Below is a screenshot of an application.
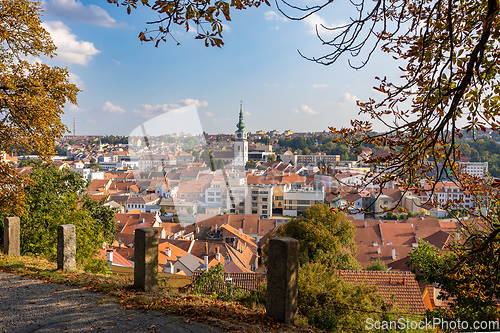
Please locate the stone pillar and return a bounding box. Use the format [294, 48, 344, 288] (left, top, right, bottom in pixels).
[134, 228, 159, 292]
[57, 224, 76, 272]
[266, 237, 299, 324]
[4, 217, 20, 256]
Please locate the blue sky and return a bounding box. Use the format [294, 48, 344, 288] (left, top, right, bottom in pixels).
[37, 0, 398, 136]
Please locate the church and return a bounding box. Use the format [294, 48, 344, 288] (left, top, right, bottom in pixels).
[233, 103, 248, 170]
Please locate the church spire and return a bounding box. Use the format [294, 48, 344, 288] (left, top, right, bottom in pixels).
[236, 101, 246, 133]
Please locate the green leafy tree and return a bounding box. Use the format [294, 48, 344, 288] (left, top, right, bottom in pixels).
[366, 259, 389, 271]
[267, 203, 361, 269]
[408, 236, 500, 324]
[0, 0, 79, 215]
[19, 162, 116, 272]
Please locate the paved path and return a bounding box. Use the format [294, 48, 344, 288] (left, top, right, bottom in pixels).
[0, 271, 221, 333]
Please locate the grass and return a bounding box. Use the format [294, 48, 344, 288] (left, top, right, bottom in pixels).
[0, 251, 317, 333]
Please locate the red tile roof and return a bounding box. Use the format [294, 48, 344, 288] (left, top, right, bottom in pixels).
[340, 270, 426, 314]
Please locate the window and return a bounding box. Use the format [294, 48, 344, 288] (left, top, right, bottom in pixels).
[252, 210, 258, 214]
[252, 191, 258, 194]
[252, 196, 257, 201]
[239, 209, 244, 214]
[239, 202, 244, 207]
[262, 210, 268, 215]
[262, 205, 268, 209]
[252, 203, 257, 207]
[262, 197, 268, 202]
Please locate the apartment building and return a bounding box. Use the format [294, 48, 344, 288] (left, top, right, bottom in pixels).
[283, 187, 325, 217]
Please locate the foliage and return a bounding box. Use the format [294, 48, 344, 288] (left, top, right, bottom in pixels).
[19, 162, 116, 273]
[265, 203, 361, 269]
[299, 262, 387, 332]
[192, 263, 246, 301]
[458, 137, 500, 177]
[408, 235, 500, 324]
[278, 135, 357, 160]
[366, 259, 389, 271]
[107, 0, 270, 48]
[237, 282, 267, 308]
[0, 0, 79, 215]
[245, 160, 257, 168]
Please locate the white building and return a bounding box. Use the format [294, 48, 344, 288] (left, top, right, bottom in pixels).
[459, 161, 488, 178]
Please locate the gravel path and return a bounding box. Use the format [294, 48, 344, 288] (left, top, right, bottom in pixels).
[0, 271, 221, 333]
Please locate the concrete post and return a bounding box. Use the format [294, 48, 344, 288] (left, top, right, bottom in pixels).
[266, 237, 299, 324]
[57, 224, 76, 272]
[134, 228, 159, 292]
[4, 217, 20, 256]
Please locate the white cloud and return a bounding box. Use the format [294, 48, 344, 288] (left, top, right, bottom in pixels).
[21, 55, 42, 65]
[133, 99, 209, 119]
[304, 13, 343, 36]
[265, 11, 288, 22]
[68, 72, 84, 88]
[292, 105, 317, 115]
[313, 84, 328, 88]
[113, 59, 121, 66]
[183, 98, 209, 108]
[41, 21, 100, 65]
[338, 92, 358, 106]
[86, 117, 96, 124]
[205, 112, 214, 117]
[222, 24, 231, 32]
[67, 104, 83, 112]
[102, 101, 126, 114]
[42, 0, 117, 27]
[244, 111, 251, 117]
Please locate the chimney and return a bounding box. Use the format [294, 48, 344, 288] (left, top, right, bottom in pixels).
[215, 224, 218, 233]
[196, 225, 200, 234]
[204, 255, 209, 271]
[434, 286, 443, 306]
[364, 221, 367, 228]
[402, 278, 406, 286]
[216, 248, 221, 262]
[389, 277, 392, 285]
[415, 224, 419, 241]
[205, 242, 209, 255]
[164, 260, 174, 274]
[392, 248, 396, 260]
[377, 247, 381, 254]
[106, 249, 113, 263]
[239, 228, 243, 236]
[166, 247, 171, 258]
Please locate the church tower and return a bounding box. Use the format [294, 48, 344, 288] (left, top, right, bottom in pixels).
[234, 102, 248, 169]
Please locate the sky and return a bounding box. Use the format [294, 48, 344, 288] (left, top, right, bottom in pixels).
[36, 0, 401, 136]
